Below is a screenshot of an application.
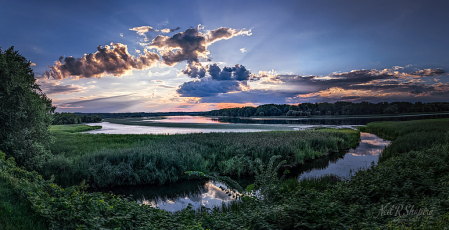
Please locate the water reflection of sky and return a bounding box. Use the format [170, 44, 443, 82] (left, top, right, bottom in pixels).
[83, 122, 268, 134]
[138, 182, 236, 212]
[298, 132, 390, 180]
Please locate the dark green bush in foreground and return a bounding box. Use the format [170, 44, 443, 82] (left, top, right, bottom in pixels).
[1, 142, 449, 229]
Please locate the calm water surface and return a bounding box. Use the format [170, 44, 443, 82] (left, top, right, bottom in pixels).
[83, 121, 270, 134]
[83, 116, 362, 134]
[297, 132, 390, 180]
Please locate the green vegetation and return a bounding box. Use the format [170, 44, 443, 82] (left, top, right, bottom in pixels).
[52, 112, 102, 125]
[0, 151, 48, 230]
[360, 118, 449, 162]
[50, 124, 102, 134]
[208, 101, 449, 117]
[0, 47, 55, 170]
[49, 125, 167, 157]
[2, 136, 449, 229]
[0, 177, 49, 230]
[45, 127, 359, 187]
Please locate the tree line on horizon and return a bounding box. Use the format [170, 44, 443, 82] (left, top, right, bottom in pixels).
[52, 112, 102, 125]
[206, 101, 449, 117]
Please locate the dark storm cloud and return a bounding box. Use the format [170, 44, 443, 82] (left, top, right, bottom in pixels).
[150, 28, 208, 66]
[149, 27, 251, 66]
[176, 79, 242, 97]
[178, 62, 256, 97]
[181, 62, 253, 80]
[208, 64, 252, 81]
[181, 61, 207, 78]
[43, 43, 160, 80]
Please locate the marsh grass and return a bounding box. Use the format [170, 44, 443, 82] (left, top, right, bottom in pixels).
[50, 124, 102, 133]
[359, 118, 449, 162]
[45, 128, 359, 188]
[297, 174, 342, 191]
[50, 126, 168, 158]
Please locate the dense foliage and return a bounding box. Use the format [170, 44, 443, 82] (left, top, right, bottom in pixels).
[207, 101, 449, 117]
[0, 47, 55, 169]
[52, 112, 102, 125]
[43, 128, 359, 187]
[1, 122, 449, 229]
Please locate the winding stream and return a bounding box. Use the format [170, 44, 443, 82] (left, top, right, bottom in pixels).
[93, 132, 390, 212]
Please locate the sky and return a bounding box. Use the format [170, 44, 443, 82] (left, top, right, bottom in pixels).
[1, 0, 449, 112]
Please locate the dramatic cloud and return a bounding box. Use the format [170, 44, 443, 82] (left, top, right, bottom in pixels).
[208, 64, 252, 81]
[149, 28, 208, 65]
[180, 67, 449, 103]
[43, 43, 160, 80]
[177, 62, 256, 97]
[177, 79, 243, 97]
[181, 62, 253, 81]
[181, 61, 207, 78]
[149, 26, 251, 66]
